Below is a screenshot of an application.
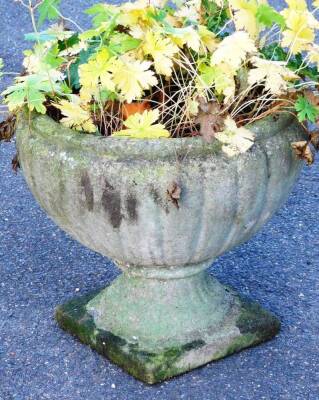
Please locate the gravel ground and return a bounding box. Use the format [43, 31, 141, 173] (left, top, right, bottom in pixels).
[0, 1, 318, 399]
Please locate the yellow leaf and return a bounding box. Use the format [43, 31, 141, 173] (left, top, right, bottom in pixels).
[143, 31, 179, 76]
[110, 56, 158, 103]
[284, 0, 307, 12]
[198, 25, 219, 53]
[281, 1, 318, 54]
[23, 44, 63, 82]
[79, 48, 115, 102]
[118, 0, 153, 27]
[197, 63, 236, 104]
[307, 44, 319, 69]
[281, 13, 315, 54]
[215, 116, 255, 156]
[112, 109, 170, 138]
[170, 26, 201, 52]
[229, 0, 261, 38]
[175, 0, 201, 21]
[185, 97, 200, 117]
[54, 97, 96, 133]
[211, 31, 257, 71]
[248, 57, 298, 95]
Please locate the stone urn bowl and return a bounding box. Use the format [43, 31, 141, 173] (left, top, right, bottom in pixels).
[16, 112, 304, 383]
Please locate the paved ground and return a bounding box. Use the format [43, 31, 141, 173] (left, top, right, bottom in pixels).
[0, 1, 318, 399]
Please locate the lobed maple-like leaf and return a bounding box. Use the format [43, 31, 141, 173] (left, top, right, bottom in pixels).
[38, 0, 61, 27]
[143, 31, 179, 77]
[248, 57, 299, 95]
[198, 63, 236, 103]
[281, 1, 317, 54]
[112, 109, 170, 138]
[54, 97, 97, 133]
[2, 74, 57, 114]
[110, 56, 158, 103]
[294, 96, 319, 123]
[215, 116, 255, 156]
[78, 48, 115, 102]
[229, 0, 259, 38]
[211, 31, 257, 71]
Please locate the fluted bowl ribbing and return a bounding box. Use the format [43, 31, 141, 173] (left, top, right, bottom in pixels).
[16, 112, 304, 269]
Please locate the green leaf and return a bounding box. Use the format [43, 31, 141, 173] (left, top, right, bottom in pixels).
[24, 31, 57, 42]
[85, 3, 118, 28]
[58, 33, 79, 51]
[200, 0, 229, 35]
[198, 64, 216, 86]
[68, 47, 96, 90]
[147, 8, 168, 23]
[2, 75, 54, 114]
[295, 96, 319, 123]
[260, 44, 319, 80]
[27, 87, 47, 113]
[37, 0, 61, 27]
[260, 44, 287, 62]
[256, 4, 285, 29]
[44, 44, 64, 69]
[108, 33, 141, 55]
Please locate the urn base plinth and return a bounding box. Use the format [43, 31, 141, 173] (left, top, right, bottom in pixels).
[55, 272, 280, 384]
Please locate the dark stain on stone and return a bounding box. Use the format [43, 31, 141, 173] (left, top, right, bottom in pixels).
[264, 150, 271, 179]
[149, 185, 169, 214]
[236, 298, 280, 341]
[104, 178, 114, 190]
[80, 172, 94, 211]
[57, 174, 66, 218]
[102, 178, 123, 228]
[182, 339, 205, 352]
[273, 114, 279, 122]
[149, 186, 161, 205]
[126, 193, 138, 222]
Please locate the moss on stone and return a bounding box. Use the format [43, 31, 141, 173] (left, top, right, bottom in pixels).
[236, 297, 281, 342]
[55, 288, 281, 384]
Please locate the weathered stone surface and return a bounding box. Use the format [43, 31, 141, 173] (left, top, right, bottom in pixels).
[16, 112, 304, 383]
[15, 112, 305, 268]
[55, 276, 280, 384]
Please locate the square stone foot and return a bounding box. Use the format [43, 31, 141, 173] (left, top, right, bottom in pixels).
[55, 288, 280, 384]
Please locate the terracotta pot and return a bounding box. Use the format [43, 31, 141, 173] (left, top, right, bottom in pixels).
[121, 101, 151, 119]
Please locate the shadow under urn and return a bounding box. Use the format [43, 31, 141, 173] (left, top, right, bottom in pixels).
[16, 112, 304, 384]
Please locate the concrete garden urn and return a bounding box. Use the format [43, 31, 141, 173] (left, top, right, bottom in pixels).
[16, 112, 304, 383]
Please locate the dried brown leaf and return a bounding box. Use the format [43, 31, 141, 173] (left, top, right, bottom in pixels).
[167, 181, 181, 209]
[310, 131, 319, 151]
[0, 114, 16, 142]
[291, 141, 314, 165]
[304, 90, 319, 107]
[195, 99, 226, 143]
